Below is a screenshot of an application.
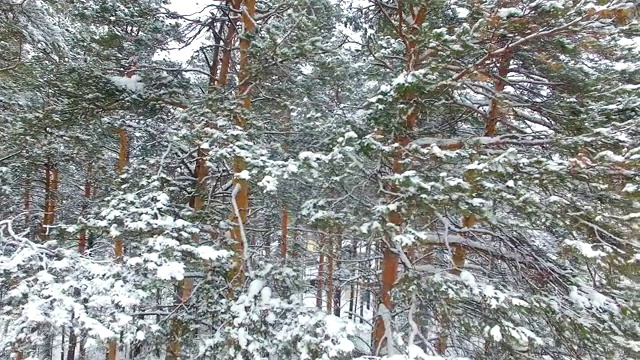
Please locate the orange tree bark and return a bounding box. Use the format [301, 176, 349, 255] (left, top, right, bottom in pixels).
[216, 15, 236, 88]
[437, 50, 512, 356]
[166, 146, 207, 360]
[165, 1, 248, 353]
[113, 126, 129, 260]
[78, 165, 91, 254]
[372, 1, 427, 354]
[451, 52, 512, 276]
[68, 165, 91, 360]
[332, 235, 343, 316]
[36, 162, 58, 357]
[227, 0, 254, 290]
[168, 4, 243, 354]
[39, 162, 53, 240]
[108, 65, 132, 359]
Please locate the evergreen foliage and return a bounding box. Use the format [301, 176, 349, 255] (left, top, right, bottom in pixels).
[0, 0, 638, 359]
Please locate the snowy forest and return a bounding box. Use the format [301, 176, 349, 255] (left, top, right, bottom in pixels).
[0, 0, 639, 359]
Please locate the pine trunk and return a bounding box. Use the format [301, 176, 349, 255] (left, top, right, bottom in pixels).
[372, 4, 428, 353]
[326, 237, 334, 314]
[451, 52, 511, 276]
[114, 128, 128, 259]
[78, 165, 91, 254]
[281, 208, 288, 260]
[348, 240, 357, 320]
[333, 235, 342, 316]
[316, 251, 325, 309]
[37, 162, 58, 359]
[216, 14, 236, 88]
[228, 0, 255, 290]
[438, 49, 513, 356]
[39, 162, 52, 240]
[68, 166, 91, 360]
[24, 175, 30, 228]
[108, 124, 129, 360]
[167, 147, 207, 359]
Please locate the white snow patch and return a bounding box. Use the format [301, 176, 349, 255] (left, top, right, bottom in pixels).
[459, 270, 477, 288]
[453, 6, 470, 18]
[247, 278, 266, 298]
[595, 150, 625, 163]
[236, 170, 251, 180]
[266, 312, 276, 323]
[156, 261, 185, 280]
[564, 240, 607, 258]
[490, 325, 502, 341]
[620, 213, 640, 221]
[260, 286, 272, 304]
[498, 8, 523, 18]
[109, 75, 144, 91]
[258, 175, 278, 192]
[196, 246, 230, 260]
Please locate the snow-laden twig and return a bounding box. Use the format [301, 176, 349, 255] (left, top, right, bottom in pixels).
[241, 5, 258, 30]
[408, 292, 437, 355]
[445, 15, 588, 84]
[231, 183, 251, 276]
[410, 134, 551, 148]
[1, 219, 31, 247]
[0, 219, 54, 271]
[376, 303, 397, 356]
[408, 293, 418, 348]
[157, 143, 172, 177]
[394, 238, 413, 272]
[442, 215, 456, 270]
[0, 150, 22, 163]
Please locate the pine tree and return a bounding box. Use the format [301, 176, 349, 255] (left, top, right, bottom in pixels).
[347, 0, 640, 358]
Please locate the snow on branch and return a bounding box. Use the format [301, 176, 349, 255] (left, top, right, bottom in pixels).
[410, 134, 551, 149]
